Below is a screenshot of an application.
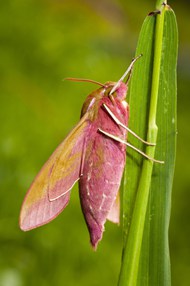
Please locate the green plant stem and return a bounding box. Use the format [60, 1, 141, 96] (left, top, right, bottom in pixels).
[118, 5, 166, 286]
[156, 0, 167, 10]
[149, 5, 165, 131]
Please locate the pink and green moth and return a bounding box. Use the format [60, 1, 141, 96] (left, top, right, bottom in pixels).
[19, 56, 163, 250]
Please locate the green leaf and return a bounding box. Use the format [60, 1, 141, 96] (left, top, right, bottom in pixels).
[119, 4, 178, 286]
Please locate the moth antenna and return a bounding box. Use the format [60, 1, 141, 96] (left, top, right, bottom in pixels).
[64, 77, 105, 88]
[110, 54, 143, 95]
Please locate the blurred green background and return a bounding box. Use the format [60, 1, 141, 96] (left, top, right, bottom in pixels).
[0, 0, 189, 285]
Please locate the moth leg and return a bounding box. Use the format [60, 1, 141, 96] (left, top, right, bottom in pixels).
[125, 63, 133, 85]
[102, 103, 155, 146]
[98, 128, 164, 164]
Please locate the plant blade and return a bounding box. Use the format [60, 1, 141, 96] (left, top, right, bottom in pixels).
[146, 7, 178, 285]
[119, 4, 178, 286]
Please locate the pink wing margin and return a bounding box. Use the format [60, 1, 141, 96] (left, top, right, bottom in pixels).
[20, 113, 90, 231]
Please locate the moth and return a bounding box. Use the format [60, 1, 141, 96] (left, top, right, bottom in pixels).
[19, 56, 163, 249]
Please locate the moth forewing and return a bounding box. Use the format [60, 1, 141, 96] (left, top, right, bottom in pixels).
[19, 113, 90, 231]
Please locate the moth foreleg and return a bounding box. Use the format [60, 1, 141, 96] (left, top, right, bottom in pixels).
[102, 103, 155, 146]
[98, 128, 164, 164]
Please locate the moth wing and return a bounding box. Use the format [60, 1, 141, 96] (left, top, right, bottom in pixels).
[20, 113, 90, 231]
[48, 114, 90, 201]
[107, 191, 120, 224]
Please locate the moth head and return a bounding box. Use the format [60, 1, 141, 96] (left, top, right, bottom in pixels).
[104, 81, 127, 101]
